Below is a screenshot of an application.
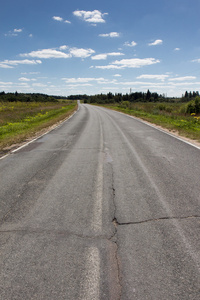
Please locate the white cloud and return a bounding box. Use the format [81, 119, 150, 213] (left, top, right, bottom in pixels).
[18, 77, 31, 81]
[64, 78, 117, 87]
[124, 41, 137, 47]
[59, 45, 68, 50]
[148, 39, 163, 46]
[174, 48, 180, 51]
[137, 74, 169, 81]
[169, 81, 200, 86]
[13, 60, 41, 65]
[91, 52, 124, 60]
[0, 59, 42, 68]
[113, 74, 122, 77]
[62, 77, 105, 83]
[32, 83, 47, 87]
[91, 54, 108, 60]
[20, 46, 95, 60]
[169, 76, 196, 81]
[0, 63, 13, 69]
[119, 81, 166, 86]
[67, 84, 93, 87]
[52, 16, 71, 24]
[0, 81, 13, 85]
[52, 16, 63, 22]
[18, 77, 36, 82]
[17, 82, 30, 86]
[4, 33, 18, 37]
[29, 34, 33, 38]
[95, 65, 123, 70]
[192, 58, 200, 63]
[20, 49, 71, 59]
[96, 58, 160, 69]
[99, 32, 120, 38]
[4, 28, 23, 37]
[69, 48, 95, 58]
[14, 28, 23, 33]
[108, 52, 124, 56]
[73, 10, 107, 23]
[21, 72, 40, 75]
[62, 77, 118, 86]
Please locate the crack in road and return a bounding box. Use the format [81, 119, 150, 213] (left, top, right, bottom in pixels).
[108, 166, 122, 300]
[108, 153, 200, 300]
[112, 215, 200, 226]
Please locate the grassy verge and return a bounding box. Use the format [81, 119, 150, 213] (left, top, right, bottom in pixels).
[0, 101, 77, 153]
[98, 102, 200, 142]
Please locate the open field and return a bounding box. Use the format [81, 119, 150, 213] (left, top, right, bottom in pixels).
[0, 101, 77, 155]
[98, 102, 200, 143]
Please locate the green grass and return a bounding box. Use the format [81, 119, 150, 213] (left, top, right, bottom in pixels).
[99, 102, 200, 142]
[0, 101, 77, 152]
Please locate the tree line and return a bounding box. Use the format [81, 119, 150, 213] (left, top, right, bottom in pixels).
[0, 92, 58, 102]
[68, 90, 200, 104]
[67, 90, 166, 103]
[183, 91, 199, 101]
[0, 90, 199, 107]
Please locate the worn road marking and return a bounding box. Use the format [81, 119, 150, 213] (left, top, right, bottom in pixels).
[91, 118, 104, 234]
[79, 246, 101, 300]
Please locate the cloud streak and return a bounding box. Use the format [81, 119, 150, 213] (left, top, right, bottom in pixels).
[124, 41, 137, 47]
[137, 74, 169, 81]
[21, 49, 71, 59]
[20, 47, 95, 59]
[95, 58, 160, 69]
[5, 28, 23, 37]
[192, 58, 200, 63]
[62, 77, 117, 86]
[52, 16, 71, 24]
[91, 52, 124, 60]
[99, 32, 120, 37]
[169, 76, 196, 81]
[148, 39, 163, 46]
[0, 59, 42, 68]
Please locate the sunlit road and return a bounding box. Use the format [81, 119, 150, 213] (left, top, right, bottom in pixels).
[0, 103, 200, 299]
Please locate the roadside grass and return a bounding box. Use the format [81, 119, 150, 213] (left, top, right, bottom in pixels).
[99, 102, 200, 142]
[0, 101, 77, 152]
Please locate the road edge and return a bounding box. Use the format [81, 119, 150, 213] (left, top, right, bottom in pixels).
[0, 106, 79, 160]
[95, 105, 200, 151]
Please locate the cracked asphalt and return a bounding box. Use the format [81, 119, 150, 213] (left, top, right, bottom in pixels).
[0, 103, 200, 299]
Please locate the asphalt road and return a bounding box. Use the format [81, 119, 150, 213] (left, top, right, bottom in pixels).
[0, 103, 200, 299]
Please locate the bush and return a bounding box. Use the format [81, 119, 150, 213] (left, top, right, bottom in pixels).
[186, 97, 200, 114]
[121, 101, 130, 109]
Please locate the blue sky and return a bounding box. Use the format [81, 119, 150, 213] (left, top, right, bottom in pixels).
[1, 0, 200, 97]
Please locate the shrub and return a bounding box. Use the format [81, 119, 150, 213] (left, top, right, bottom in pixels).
[121, 101, 130, 109]
[186, 97, 200, 114]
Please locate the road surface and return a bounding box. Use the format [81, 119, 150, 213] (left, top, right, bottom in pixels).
[0, 103, 200, 299]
